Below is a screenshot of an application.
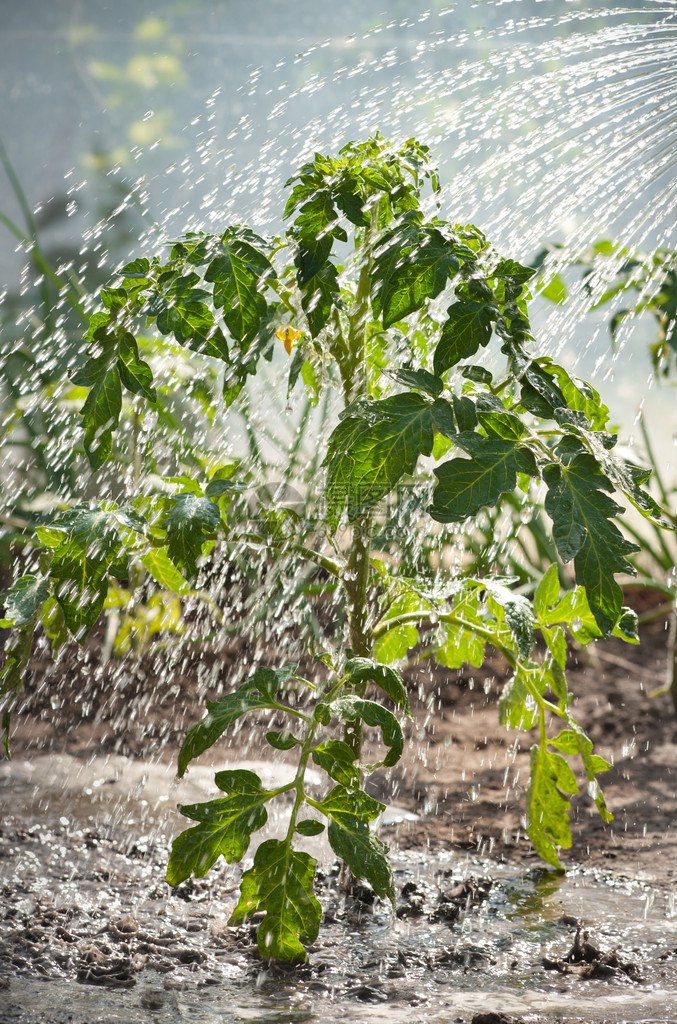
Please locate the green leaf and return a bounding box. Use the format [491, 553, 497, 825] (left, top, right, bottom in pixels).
[47, 505, 125, 639]
[229, 838, 321, 961]
[550, 725, 612, 823]
[312, 740, 360, 788]
[41, 597, 69, 656]
[298, 259, 339, 337]
[296, 819, 325, 837]
[538, 273, 567, 305]
[163, 494, 221, 578]
[435, 620, 485, 669]
[525, 743, 575, 868]
[101, 286, 127, 312]
[177, 667, 290, 776]
[475, 393, 526, 441]
[430, 434, 538, 523]
[374, 621, 418, 663]
[344, 657, 410, 713]
[373, 224, 462, 328]
[386, 367, 444, 398]
[205, 232, 274, 343]
[533, 564, 560, 623]
[167, 770, 270, 884]
[120, 257, 150, 278]
[1, 575, 50, 627]
[1, 619, 37, 755]
[544, 453, 637, 635]
[493, 258, 537, 285]
[323, 393, 434, 526]
[498, 665, 544, 731]
[117, 331, 156, 402]
[483, 580, 534, 661]
[141, 548, 191, 596]
[318, 785, 394, 903]
[433, 300, 496, 375]
[80, 365, 122, 469]
[332, 695, 403, 768]
[266, 730, 300, 750]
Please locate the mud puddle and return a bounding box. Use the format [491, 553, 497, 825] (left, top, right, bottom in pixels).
[2, 755, 677, 1023]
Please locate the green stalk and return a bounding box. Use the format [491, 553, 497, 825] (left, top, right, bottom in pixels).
[336, 210, 380, 759]
[285, 716, 320, 841]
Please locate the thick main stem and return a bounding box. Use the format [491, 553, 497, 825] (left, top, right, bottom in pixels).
[338, 215, 378, 759]
[342, 512, 374, 758]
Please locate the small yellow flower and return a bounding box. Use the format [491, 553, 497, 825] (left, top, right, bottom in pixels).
[276, 326, 302, 356]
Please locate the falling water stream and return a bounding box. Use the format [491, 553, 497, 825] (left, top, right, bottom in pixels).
[2, 2, 677, 1022]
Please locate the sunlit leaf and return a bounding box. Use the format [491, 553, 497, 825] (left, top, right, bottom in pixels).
[318, 785, 394, 902]
[167, 770, 270, 884]
[163, 493, 221, 578]
[229, 838, 321, 961]
[177, 667, 292, 776]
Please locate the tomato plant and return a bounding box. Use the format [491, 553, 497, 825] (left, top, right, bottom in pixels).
[1, 137, 673, 961]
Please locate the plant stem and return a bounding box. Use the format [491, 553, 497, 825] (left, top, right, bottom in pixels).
[285, 717, 320, 841]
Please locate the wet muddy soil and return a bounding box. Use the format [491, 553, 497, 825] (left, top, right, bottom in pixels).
[2, 590, 677, 1022]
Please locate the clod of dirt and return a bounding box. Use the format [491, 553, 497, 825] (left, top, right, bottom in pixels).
[140, 986, 166, 1009]
[542, 926, 642, 981]
[345, 983, 388, 1002]
[471, 1013, 523, 1024]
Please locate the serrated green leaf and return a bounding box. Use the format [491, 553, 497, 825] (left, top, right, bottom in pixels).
[525, 743, 573, 868]
[2, 575, 50, 627]
[433, 300, 496, 375]
[229, 838, 321, 961]
[533, 564, 560, 623]
[298, 259, 339, 337]
[344, 657, 410, 713]
[167, 770, 269, 884]
[163, 493, 221, 578]
[484, 581, 534, 661]
[319, 785, 394, 903]
[80, 365, 122, 469]
[312, 740, 360, 788]
[332, 695, 403, 767]
[544, 453, 637, 635]
[177, 667, 290, 776]
[386, 367, 444, 398]
[323, 393, 434, 527]
[117, 331, 156, 402]
[498, 665, 544, 731]
[430, 434, 538, 523]
[48, 507, 120, 583]
[493, 258, 537, 285]
[205, 232, 273, 343]
[375, 226, 462, 329]
[141, 548, 191, 596]
[550, 724, 612, 823]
